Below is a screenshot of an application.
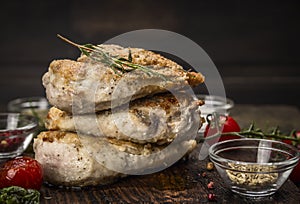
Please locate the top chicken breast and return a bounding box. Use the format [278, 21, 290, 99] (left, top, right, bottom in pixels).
[42, 44, 204, 113]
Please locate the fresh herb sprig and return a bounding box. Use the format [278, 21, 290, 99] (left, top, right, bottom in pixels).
[203, 122, 300, 146]
[0, 186, 40, 204]
[221, 124, 300, 145]
[57, 34, 167, 80]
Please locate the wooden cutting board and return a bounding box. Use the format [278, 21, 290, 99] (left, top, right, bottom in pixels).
[39, 144, 300, 204]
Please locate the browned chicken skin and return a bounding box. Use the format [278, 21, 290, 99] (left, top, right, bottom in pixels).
[42, 44, 204, 113]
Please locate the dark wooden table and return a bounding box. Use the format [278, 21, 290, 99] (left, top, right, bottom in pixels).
[38, 104, 300, 203]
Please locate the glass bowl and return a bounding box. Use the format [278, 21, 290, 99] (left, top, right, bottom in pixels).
[196, 95, 234, 134]
[8, 97, 50, 127]
[209, 138, 300, 197]
[0, 113, 37, 160]
[196, 94, 234, 116]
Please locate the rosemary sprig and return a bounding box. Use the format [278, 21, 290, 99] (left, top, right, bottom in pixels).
[57, 34, 167, 80]
[202, 123, 300, 146]
[223, 128, 300, 144]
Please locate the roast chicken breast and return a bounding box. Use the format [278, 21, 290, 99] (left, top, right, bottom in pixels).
[37, 43, 204, 187]
[34, 131, 122, 187]
[45, 93, 203, 144]
[42, 44, 204, 113]
[34, 131, 197, 187]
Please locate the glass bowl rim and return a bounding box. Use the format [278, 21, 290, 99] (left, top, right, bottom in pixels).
[0, 113, 38, 133]
[196, 94, 234, 110]
[209, 138, 300, 168]
[7, 96, 49, 110]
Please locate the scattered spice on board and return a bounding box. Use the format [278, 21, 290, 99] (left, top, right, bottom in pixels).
[208, 193, 216, 201]
[206, 162, 214, 170]
[207, 181, 214, 189]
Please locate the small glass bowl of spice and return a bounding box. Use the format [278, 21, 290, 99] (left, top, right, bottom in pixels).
[0, 113, 37, 161]
[209, 138, 300, 197]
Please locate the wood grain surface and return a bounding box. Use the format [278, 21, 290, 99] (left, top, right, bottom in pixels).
[39, 143, 300, 204]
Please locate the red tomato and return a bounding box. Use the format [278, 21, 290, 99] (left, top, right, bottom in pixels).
[204, 115, 241, 144]
[289, 131, 300, 184]
[282, 139, 293, 145]
[0, 156, 43, 190]
[290, 160, 300, 184]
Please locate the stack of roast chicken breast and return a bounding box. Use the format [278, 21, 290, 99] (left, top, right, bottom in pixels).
[33, 44, 205, 187]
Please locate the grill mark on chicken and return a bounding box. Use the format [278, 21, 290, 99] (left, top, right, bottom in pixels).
[132, 109, 151, 126]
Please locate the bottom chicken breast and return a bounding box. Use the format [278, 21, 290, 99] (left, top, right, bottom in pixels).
[34, 131, 197, 187]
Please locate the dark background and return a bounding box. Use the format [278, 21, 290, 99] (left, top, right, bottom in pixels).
[0, 0, 299, 111]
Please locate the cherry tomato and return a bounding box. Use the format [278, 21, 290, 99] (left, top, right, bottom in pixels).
[282, 139, 293, 145]
[204, 115, 241, 144]
[0, 156, 43, 190]
[290, 160, 300, 184]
